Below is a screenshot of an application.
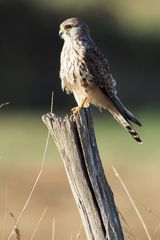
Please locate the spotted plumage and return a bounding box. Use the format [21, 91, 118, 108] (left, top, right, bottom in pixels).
[59, 17, 143, 144]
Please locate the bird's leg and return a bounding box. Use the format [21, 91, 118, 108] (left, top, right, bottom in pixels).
[71, 97, 88, 114]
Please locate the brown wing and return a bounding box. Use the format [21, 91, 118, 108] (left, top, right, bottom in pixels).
[85, 46, 117, 97]
[85, 46, 142, 127]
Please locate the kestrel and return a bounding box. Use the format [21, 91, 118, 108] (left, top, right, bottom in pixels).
[59, 17, 142, 144]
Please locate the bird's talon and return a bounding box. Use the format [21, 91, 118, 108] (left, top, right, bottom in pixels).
[71, 106, 80, 114]
[70, 114, 76, 121]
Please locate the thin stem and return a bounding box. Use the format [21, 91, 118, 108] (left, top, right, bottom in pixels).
[112, 166, 152, 240]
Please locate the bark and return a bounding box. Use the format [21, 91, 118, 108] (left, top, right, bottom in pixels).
[42, 107, 124, 240]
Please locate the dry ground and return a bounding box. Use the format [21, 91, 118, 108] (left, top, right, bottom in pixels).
[0, 163, 160, 240]
[0, 111, 159, 239]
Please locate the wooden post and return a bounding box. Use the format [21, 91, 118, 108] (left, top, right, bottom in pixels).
[42, 108, 124, 240]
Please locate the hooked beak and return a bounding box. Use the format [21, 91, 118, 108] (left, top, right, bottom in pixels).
[59, 29, 64, 39]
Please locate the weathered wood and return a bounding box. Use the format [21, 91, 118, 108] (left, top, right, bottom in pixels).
[42, 108, 124, 240]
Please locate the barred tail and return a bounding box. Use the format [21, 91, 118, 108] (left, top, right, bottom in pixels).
[111, 111, 143, 144]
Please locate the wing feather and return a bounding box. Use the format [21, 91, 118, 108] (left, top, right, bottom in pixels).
[85, 46, 142, 127]
[85, 46, 117, 96]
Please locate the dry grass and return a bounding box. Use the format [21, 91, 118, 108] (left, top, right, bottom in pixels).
[51, 218, 55, 240]
[0, 164, 160, 239]
[7, 92, 54, 240]
[113, 166, 151, 240]
[30, 207, 48, 240]
[9, 213, 21, 240]
[0, 102, 9, 109]
[0, 108, 159, 239]
[7, 131, 50, 240]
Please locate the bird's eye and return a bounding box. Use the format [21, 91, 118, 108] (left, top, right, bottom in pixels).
[65, 24, 72, 29]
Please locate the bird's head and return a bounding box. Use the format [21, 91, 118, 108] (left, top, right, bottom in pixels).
[59, 17, 89, 41]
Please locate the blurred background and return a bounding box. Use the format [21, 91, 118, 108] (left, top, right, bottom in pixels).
[0, 0, 160, 239]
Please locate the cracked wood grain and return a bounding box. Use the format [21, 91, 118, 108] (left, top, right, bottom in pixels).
[42, 107, 124, 240]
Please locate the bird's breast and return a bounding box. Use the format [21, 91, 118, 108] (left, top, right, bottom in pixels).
[60, 43, 90, 93]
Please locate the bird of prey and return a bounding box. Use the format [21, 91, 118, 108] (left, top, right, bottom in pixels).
[59, 17, 142, 144]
